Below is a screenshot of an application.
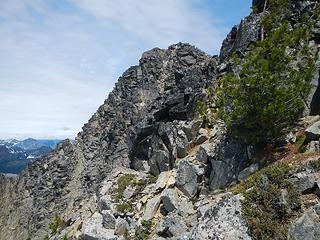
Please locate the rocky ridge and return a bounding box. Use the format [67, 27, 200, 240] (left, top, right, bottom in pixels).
[1, 0, 320, 240]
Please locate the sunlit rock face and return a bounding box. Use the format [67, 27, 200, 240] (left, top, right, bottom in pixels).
[2, 0, 320, 239]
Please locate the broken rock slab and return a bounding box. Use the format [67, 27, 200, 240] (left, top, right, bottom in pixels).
[142, 195, 161, 221]
[160, 188, 178, 213]
[288, 204, 320, 240]
[80, 212, 117, 240]
[175, 160, 199, 198]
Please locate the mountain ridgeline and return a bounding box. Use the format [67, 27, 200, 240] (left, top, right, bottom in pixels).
[1, 0, 320, 240]
[0, 139, 60, 174]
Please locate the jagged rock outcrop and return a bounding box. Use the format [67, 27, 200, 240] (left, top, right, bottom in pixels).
[2, 0, 320, 240]
[0, 42, 249, 239]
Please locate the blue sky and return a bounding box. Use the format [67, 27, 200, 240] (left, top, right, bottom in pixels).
[0, 0, 251, 140]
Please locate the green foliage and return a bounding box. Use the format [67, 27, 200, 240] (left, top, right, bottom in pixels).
[115, 174, 156, 202]
[310, 157, 320, 171]
[115, 174, 136, 202]
[132, 220, 154, 240]
[116, 201, 134, 213]
[43, 235, 49, 240]
[294, 134, 306, 153]
[261, 0, 290, 32]
[114, 174, 156, 214]
[238, 163, 301, 240]
[197, 100, 209, 127]
[251, 5, 258, 14]
[232, 163, 292, 194]
[62, 234, 69, 240]
[49, 215, 63, 234]
[215, 1, 319, 144]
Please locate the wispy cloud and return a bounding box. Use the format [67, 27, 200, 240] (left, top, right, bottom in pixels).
[0, 0, 250, 139]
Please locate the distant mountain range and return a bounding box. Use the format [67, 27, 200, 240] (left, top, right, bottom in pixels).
[0, 138, 61, 174]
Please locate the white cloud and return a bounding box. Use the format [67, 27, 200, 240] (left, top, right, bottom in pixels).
[0, 0, 225, 140]
[73, 0, 223, 52]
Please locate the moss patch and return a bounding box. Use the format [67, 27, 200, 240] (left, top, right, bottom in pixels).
[49, 215, 64, 234]
[115, 174, 136, 202]
[114, 174, 157, 214]
[294, 134, 307, 153]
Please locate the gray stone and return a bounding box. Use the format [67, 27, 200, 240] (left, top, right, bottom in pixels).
[305, 59, 320, 116]
[176, 130, 190, 158]
[142, 196, 161, 221]
[181, 55, 197, 65]
[122, 185, 135, 199]
[153, 171, 171, 192]
[220, 14, 261, 60]
[157, 213, 189, 239]
[81, 213, 117, 240]
[99, 195, 112, 211]
[289, 172, 316, 194]
[197, 202, 211, 219]
[305, 141, 320, 154]
[176, 160, 198, 198]
[288, 204, 320, 240]
[160, 188, 178, 213]
[149, 150, 171, 176]
[101, 210, 116, 229]
[178, 197, 194, 216]
[194, 128, 209, 145]
[191, 194, 251, 240]
[286, 132, 297, 144]
[115, 218, 129, 236]
[196, 143, 216, 164]
[306, 121, 320, 142]
[209, 137, 248, 190]
[182, 120, 203, 141]
[238, 163, 259, 181]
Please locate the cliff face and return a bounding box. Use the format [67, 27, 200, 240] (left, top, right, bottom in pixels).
[1, 1, 320, 240]
[0, 44, 221, 239]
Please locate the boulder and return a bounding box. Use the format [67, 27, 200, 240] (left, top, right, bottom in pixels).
[182, 120, 203, 141]
[157, 213, 189, 239]
[305, 141, 320, 154]
[196, 143, 216, 164]
[80, 212, 117, 240]
[238, 164, 259, 181]
[149, 150, 171, 176]
[220, 14, 261, 60]
[178, 197, 194, 216]
[176, 160, 199, 198]
[101, 210, 116, 229]
[154, 171, 171, 192]
[209, 137, 248, 190]
[289, 172, 317, 194]
[160, 188, 178, 213]
[142, 196, 161, 221]
[115, 218, 129, 236]
[176, 130, 190, 158]
[194, 128, 209, 145]
[288, 204, 320, 240]
[306, 121, 320, 142]
[122, 185, 135, 199]
[98, 195, 112, 211]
